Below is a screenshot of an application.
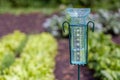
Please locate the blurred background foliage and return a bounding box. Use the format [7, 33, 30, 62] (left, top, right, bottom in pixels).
[0, 0, 120, 10]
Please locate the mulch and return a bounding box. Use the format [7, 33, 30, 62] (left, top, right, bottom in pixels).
[0, 13, 119, 80]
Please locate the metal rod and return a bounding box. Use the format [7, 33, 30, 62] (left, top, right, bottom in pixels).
[78, 65, 80, 80]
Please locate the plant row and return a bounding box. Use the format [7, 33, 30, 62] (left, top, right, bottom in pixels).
[0, 31, 57, 80]
[88, 31, 120, 80]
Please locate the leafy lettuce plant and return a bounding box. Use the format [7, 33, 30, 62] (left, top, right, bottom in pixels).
[0, 31, 57, 80]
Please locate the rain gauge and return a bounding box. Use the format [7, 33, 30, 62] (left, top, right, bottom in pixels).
[62, 8, 94, 80]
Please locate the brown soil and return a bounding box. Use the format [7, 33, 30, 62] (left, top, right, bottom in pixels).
[0, 13, 47, 37]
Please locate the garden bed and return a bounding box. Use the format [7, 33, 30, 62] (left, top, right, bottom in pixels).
[0, 13, 120, 80]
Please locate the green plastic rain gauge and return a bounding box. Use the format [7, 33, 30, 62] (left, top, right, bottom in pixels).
[62, 8, 94, 80]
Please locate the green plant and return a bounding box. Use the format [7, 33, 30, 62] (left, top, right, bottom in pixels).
[99, 10, 120, 35]
[88, 31, 120, 80]
[0, 0, 59, 8]
[0, 0, 120, 12]
[44, 14, 65, 37]
[91, 9, 120, 35]
[0, 53, 15, 73]
[0, 31, 26, 74]
[0, 31, 57, 80]
[43, 14, 70, 38]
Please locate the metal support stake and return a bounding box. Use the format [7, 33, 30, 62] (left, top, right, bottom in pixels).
[78, 65, 80, 80]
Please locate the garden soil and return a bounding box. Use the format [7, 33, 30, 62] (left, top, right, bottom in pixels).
[0, 13, 119, 80]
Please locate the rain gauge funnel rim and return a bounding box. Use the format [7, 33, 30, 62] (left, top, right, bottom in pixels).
[65, 8, 90, 18]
